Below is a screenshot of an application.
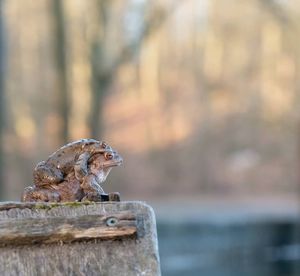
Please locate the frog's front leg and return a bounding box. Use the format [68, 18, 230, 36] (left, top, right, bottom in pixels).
[33, 161, 64, 187]
[74, 147, 108, 178]
[74, 152, 91, 181]
[80, 174, 105, 201]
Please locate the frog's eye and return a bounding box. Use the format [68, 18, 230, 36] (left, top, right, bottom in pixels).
[101, 142, 107, 149]
[104, 152, 113, 160]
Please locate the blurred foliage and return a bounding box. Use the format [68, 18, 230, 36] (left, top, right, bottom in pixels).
[0, 0, 300, 200]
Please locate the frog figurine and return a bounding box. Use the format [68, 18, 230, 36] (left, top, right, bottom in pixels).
[21, 139, 123, 202]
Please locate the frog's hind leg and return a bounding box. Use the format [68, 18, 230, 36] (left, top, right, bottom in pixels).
[33, 161, 64, 187]
[21, 186, 61, 202]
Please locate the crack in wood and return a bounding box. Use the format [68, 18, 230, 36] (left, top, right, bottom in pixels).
[0, 212, 137, 245]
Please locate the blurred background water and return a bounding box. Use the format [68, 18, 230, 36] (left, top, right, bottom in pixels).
[0, 0, 299, 275]
[155, 198, 300, 275]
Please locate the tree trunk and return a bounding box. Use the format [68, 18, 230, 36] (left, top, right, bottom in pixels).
[52, 0, 69, 144]
[0, 0, 5, 199]
[89, 41, 112, 139]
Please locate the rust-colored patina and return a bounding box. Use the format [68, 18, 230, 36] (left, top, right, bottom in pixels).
[22, 139, 123, 202]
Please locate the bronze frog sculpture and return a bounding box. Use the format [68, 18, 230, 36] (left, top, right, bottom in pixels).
[21, 139, 123, 202]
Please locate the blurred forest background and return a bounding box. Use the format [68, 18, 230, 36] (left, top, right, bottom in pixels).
[0, 0, 300, 201]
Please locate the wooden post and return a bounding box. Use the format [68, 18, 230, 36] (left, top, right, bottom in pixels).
[0, 201, 161, 276]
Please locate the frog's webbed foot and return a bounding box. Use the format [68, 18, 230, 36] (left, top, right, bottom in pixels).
[33, 161, 64, 187]
[21, 186, 35, 202]
[74, 152, 90, 181]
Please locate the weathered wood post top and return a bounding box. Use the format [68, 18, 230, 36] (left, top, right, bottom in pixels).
[0, 201, 161, 276]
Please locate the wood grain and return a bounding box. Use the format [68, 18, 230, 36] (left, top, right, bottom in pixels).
[0, 212, 137, 245]
[0, 201, 161, 276]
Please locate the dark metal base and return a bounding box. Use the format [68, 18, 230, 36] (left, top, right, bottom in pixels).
[100, 192, 121, 202]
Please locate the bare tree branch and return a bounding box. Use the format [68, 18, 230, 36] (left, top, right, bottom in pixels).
[259, 0, 289, 23]
[112, 1, 181, 72]
[89, 1, 183, 138]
